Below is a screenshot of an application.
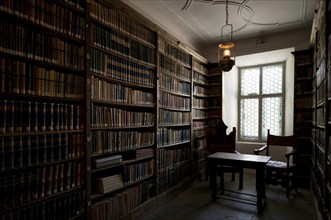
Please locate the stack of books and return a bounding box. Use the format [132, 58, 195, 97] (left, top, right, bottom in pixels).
[97, 174, 124, 193]
[92, 154, 122, 169]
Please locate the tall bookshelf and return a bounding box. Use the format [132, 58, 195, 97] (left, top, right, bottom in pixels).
[207, 64, 223, 145]
[0, 0, 210, 219]
[311, 0, 330, 219]
[0, 1, 87, 219]
[88, 0, 157, 219]
[191, 59, 209, 179]
[292, 49, 314, 188]
[156, 37, 192, 194]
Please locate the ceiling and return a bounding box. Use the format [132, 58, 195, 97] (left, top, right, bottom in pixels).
[121, 0, 317, 57]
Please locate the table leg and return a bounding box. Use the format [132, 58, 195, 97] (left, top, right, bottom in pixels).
[256, 167, 266, 212]
[210, 161, 218, 200]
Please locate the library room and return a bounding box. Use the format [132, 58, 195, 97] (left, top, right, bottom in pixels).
[0, 0, 329, 219]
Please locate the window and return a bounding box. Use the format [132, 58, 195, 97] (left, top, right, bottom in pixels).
[238, 62, 285, 142]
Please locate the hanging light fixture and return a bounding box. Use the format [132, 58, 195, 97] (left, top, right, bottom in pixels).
[218, 0, 235, 72]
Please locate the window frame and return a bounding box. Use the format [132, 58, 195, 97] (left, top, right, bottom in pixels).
[237, 62, 286, 142]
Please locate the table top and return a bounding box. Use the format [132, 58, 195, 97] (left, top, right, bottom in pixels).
[207, 152, 271, 164]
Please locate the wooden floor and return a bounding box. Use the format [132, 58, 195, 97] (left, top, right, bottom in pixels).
[142, 169, 315, 220]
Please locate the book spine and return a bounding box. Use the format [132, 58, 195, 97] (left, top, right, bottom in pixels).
[7, 100, 15, 133]
[0, 100, 6, 133]
[0, 137, 4, 171]
[22, 136, 31, 167]
[14, 136, 23, 168]
[23, 101, 31, 132]
[5, 137, 14, 170]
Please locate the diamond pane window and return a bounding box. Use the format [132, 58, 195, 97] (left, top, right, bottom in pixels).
[262, 65, 283, 94]
[241, 68, 260, 96]
[239, 63, 284, 142]
[262, 97, 282, 139]
[240, 98, 259, 141]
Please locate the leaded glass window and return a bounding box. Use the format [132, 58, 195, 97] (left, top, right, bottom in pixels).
[239, 63, 285, 142]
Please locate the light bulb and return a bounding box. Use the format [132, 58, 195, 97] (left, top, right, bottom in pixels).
[223, 49, 231, 59]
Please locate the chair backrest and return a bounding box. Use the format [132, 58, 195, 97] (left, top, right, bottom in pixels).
[266, 129, 298, 155]
[207, 119, 236, 153]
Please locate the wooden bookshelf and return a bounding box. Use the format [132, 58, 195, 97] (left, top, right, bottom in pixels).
[191, 59, 209, 179]
[156, 36, 192, 194]
[0, 0, 87, 218]
[292, 49, 314, 188]
[311, 0, 330, 219]
[207, 64, 223, 145]
[88, 0, 157, 219]
[0, 0, 210, 219]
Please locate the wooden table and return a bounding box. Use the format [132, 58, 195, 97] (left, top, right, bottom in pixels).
[207, 152, 271, 212]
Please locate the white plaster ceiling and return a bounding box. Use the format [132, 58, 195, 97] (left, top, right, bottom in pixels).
[121, 0, 316, 53]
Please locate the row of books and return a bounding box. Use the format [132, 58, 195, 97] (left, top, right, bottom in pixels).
[193, 121, 208, 129]
[90, 49, 155, 87]
[316, 81, 325, 105]
[193, 129, 207, 138]
[315, 59, 326, 87]
[0, 133, 84, 171]
[91, 76, 154, 105]
[0, 0, 86, 40]
[193, 71, 208, 84]
[157, 147, 190, 172]
[316, 107, 325, 127]
[295, 81, 313, 95]
[91, 32, 156, 67]
[159, 91, 191, 110]
[159, 109, 191, 125]
[91, 180, 154, 220]
[91, 130, 155, 155]
[157, 164, 189, 194]
[158, 38, 191, 66]
[296, 68, 313, 79]
[91, 105, 155, 128]
[159, 54, 191, 80]
[312, 128, 322, 148]
[192, 60, 208, 75]
[192, 109, 208, 119]
[0, 21, 84, 69]
[0, 161, 84, 209]
[97, 173, 123, 194]
[123, 159, 154, 185]
[295, 111, 313, 123]
[295, 96, 313, 109]
[90, 0, 157, 47]
[193, 138, 207, 149]
[192, 148, 205, 161]
[135, 148, 154, 159]
[0, 100, 81, 134]
[159, 72, 191, 95]
[92, 155, 122, 169]
[193, 98, 208, 108]
[193, 84, 207, 96]
[157, 128, 190, 147]
[295, 53, 313, 66]
[1, 190, 85, 220]
[0, 58, 84, 98]
[208, 86, 221, 96]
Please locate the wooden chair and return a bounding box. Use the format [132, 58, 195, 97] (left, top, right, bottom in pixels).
[206, 120, 243, 189]
[254, 129, 299, 198]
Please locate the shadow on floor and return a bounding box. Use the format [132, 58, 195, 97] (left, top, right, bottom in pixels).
[142, 170, 314, 220]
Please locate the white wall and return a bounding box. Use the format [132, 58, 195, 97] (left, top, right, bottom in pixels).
[221, 48, 296, 160]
